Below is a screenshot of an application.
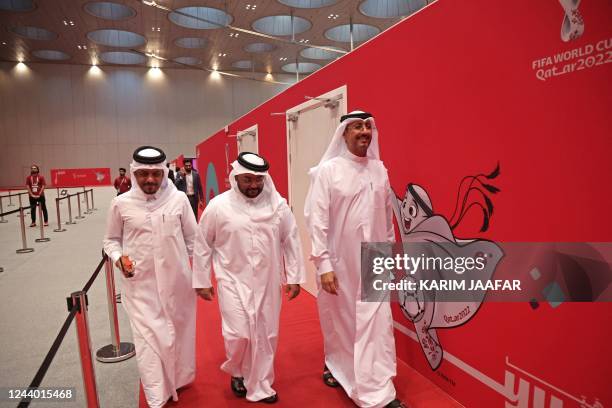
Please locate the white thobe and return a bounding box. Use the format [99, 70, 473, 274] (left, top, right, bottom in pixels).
[193, 188, 306, 401]
[306, 151, 397, 408]
[103, 188, 198, 408]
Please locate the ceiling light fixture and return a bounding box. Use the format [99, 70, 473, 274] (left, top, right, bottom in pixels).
[279, 57, 287, 61]
[140, 0, 346, 56]
[246, 4, 257, 10]
[218, 53, 227, 57]
[229, 32, 239, 38]
[328, 14, 339, 19]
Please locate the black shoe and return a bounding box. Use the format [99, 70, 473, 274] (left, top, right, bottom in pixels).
[230, 376, 247, 398]
[259, 394, 278, 404]
[385, 399, 408, 408]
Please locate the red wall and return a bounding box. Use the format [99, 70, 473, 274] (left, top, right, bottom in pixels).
[196, 1, 612, 406]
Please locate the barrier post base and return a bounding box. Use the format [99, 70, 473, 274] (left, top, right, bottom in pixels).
[35, 237, 51, 243]
[75, 216, 85, 219]
[16, 248, 34, 254]
[65, 221, 76, 225]
[54, 227, 67, 232]
[96, 342, 136, 363]
[0, 220, 7, 223]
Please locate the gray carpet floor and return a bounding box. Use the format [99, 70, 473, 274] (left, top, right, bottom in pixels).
[0, 187, 139, 407]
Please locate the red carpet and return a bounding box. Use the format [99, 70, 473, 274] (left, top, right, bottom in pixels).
[139, 291, 460, 407]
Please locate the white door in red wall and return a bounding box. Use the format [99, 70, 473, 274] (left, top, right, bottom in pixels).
[286, 85, 347, 295]
[237, 124, 258, 154]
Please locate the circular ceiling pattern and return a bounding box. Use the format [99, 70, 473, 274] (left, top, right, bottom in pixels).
[252, 15, 311, 36]
[324, 23, 380, 43]
[100, 51, 146, 65]
[277, 0, 339, 8]
[11, 26, 57, 41]
[87, 29, 146, 47]
[244, 42, 276, 53]
[232, 60, 253, 70]
[359, 0, 428, 18]
[169, 7, 232, 30]
[32, 50, 70, 60]
[0, 0, 34, 11]
[84, 1, 136, 21]
[175, 37, 207, 49]
[300, 46, 344, 60]
[282, 62, 321, 73]
[173, 56, 202, 66]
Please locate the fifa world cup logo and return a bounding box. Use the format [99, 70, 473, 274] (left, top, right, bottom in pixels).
[559, 0, 584, 42]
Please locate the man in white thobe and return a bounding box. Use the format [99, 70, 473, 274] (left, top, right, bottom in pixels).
[305, 112, 407, 408]
[103, 146, 198, 408]
[193, 152, 306, 404]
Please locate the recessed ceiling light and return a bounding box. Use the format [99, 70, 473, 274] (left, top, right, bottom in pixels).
[63, 20, 75, 26]
[246, 4, 257, 10]
[229, 32, 239, 38]
[328, 14, 339, 19]
[279, 57, 288, 61]
[152, 27, 161, 32]
[1, 42, 6, 45]
[218, 53, 227, 57]
[77, 45, 88, 50]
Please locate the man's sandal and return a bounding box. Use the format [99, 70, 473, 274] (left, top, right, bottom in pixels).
[322, 365, 340, 388]
[385, 399, 408, 408]
[231, 376, 247, 398]
[258, 394, 278, 404]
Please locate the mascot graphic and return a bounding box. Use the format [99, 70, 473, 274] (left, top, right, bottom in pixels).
[391, 164, 504, 370]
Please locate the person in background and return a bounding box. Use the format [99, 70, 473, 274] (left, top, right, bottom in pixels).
[26, 164, 49, 227]
[167, 163, 175, 183]
[113, 167, 132, 195]
[175, 159, 203, 220]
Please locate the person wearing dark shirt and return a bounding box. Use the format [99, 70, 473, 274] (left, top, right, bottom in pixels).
[25, 164, 49, 227]
[167, 163, 175, 183]
[113, 168, 132, 195]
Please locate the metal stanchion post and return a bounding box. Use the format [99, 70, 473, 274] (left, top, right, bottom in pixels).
[71, 291, 100, 408]
[35, 203, 50, 243]
[16, 207, 34, 254]
[8, 191, 15, 207]
[18, 193, 23, 210]
[96, 257, 136, 363]
[54, 198, 66, 232]
[76, 192, 85, 219]
[90, 189, 97, 211]
[84, 187, 92, 214]
[66, 195, 76, 225]
[0, 197, 7, 223]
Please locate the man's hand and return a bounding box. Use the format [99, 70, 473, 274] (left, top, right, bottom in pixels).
[115, 255, 135, 278]
[285, 284, 301, 300]
[179, 167, 186, 176]
[320, 271, 339, 295]
[196, 287, 215, 301]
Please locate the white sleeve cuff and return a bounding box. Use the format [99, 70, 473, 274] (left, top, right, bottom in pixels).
[317, 258, 333, 276]
[110, 251, 122, 263]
